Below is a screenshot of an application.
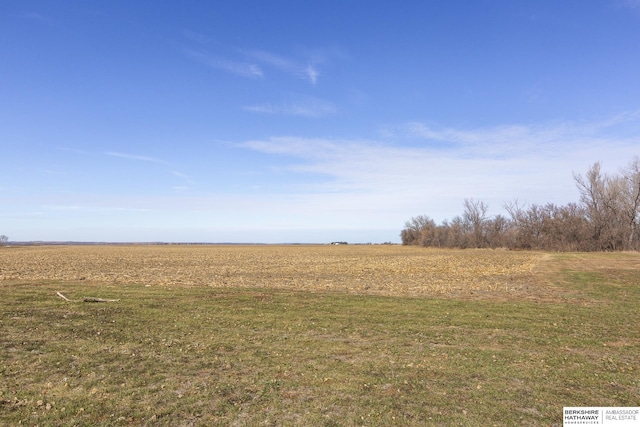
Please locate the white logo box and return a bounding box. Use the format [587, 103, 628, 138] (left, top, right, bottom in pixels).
[564, 407, 640, 426]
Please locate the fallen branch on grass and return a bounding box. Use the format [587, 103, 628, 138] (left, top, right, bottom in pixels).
[56, 292, 120, 303]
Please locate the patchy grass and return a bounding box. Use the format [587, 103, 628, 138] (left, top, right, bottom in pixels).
[0, 247, 639, 426]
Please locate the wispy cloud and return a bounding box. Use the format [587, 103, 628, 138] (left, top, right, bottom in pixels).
[182, 29, 211, 44]
[615, 0, 640, 9]
[180, 33, 328, 85]
[405, 111, 640, 159]
[245, 50, 295, 71]
[170, 170, 195, 189]
[183, 48, 264, 79]
[170, 170, 190, 180]
[43, 204, 152, 214]
[245, 49, 321, 85]
[103, 153, 196, 191]
[18, 11, 51, 24]
[105, 151, 167, 164]
[44, 169, 72, 176]
[57, 146, 90, 155]
[305, 64, 319, 85]
[238, 112, 640, 222]
[243, 95, 336, 118]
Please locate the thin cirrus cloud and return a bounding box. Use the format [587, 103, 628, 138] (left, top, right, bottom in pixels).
[104, 151, 167, 164]
[170, 170, 195, 188]
[182, 48, 264, 79]
[616, 0, 640, 9]
[243, 95, 336, 118]
[244, 49, 320, 85]
[14, 11, 53, 26]
[182, 29, 212, 45]
[182, 38, 322, 85]
[104, 152, 193, 188]
[238, 112, 640, 219]
[404, 111, 640, 160]
[305, 64, 319, 85]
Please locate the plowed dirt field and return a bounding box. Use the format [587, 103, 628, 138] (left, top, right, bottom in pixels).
[0, 245, 546, 297]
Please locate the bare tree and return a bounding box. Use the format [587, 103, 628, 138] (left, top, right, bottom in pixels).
[401, 158, 640, 252]
[574, 160, 640, 250]
[547, 203, 590, 251]
[447, 216, 467, 248]
[619, 157, 640, 250]
[0, 235, 8, 246]
[574, 163, 615, 249]
[400, 215, 435, 245]
[504, 201, 543, 249]
[485, 214, 513, 248]
[462, 198, 488, 248]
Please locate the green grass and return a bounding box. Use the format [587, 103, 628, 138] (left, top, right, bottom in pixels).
[1, 253, 639, 426]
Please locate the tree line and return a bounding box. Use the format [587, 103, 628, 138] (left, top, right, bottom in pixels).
[401, 158, 640, 251]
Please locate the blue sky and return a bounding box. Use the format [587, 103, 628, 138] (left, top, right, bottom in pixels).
[2, 1, 640, 243]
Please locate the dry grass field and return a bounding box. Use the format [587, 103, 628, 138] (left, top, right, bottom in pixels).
[1, 245, 638, 426]
[0, 244, 544, 297]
